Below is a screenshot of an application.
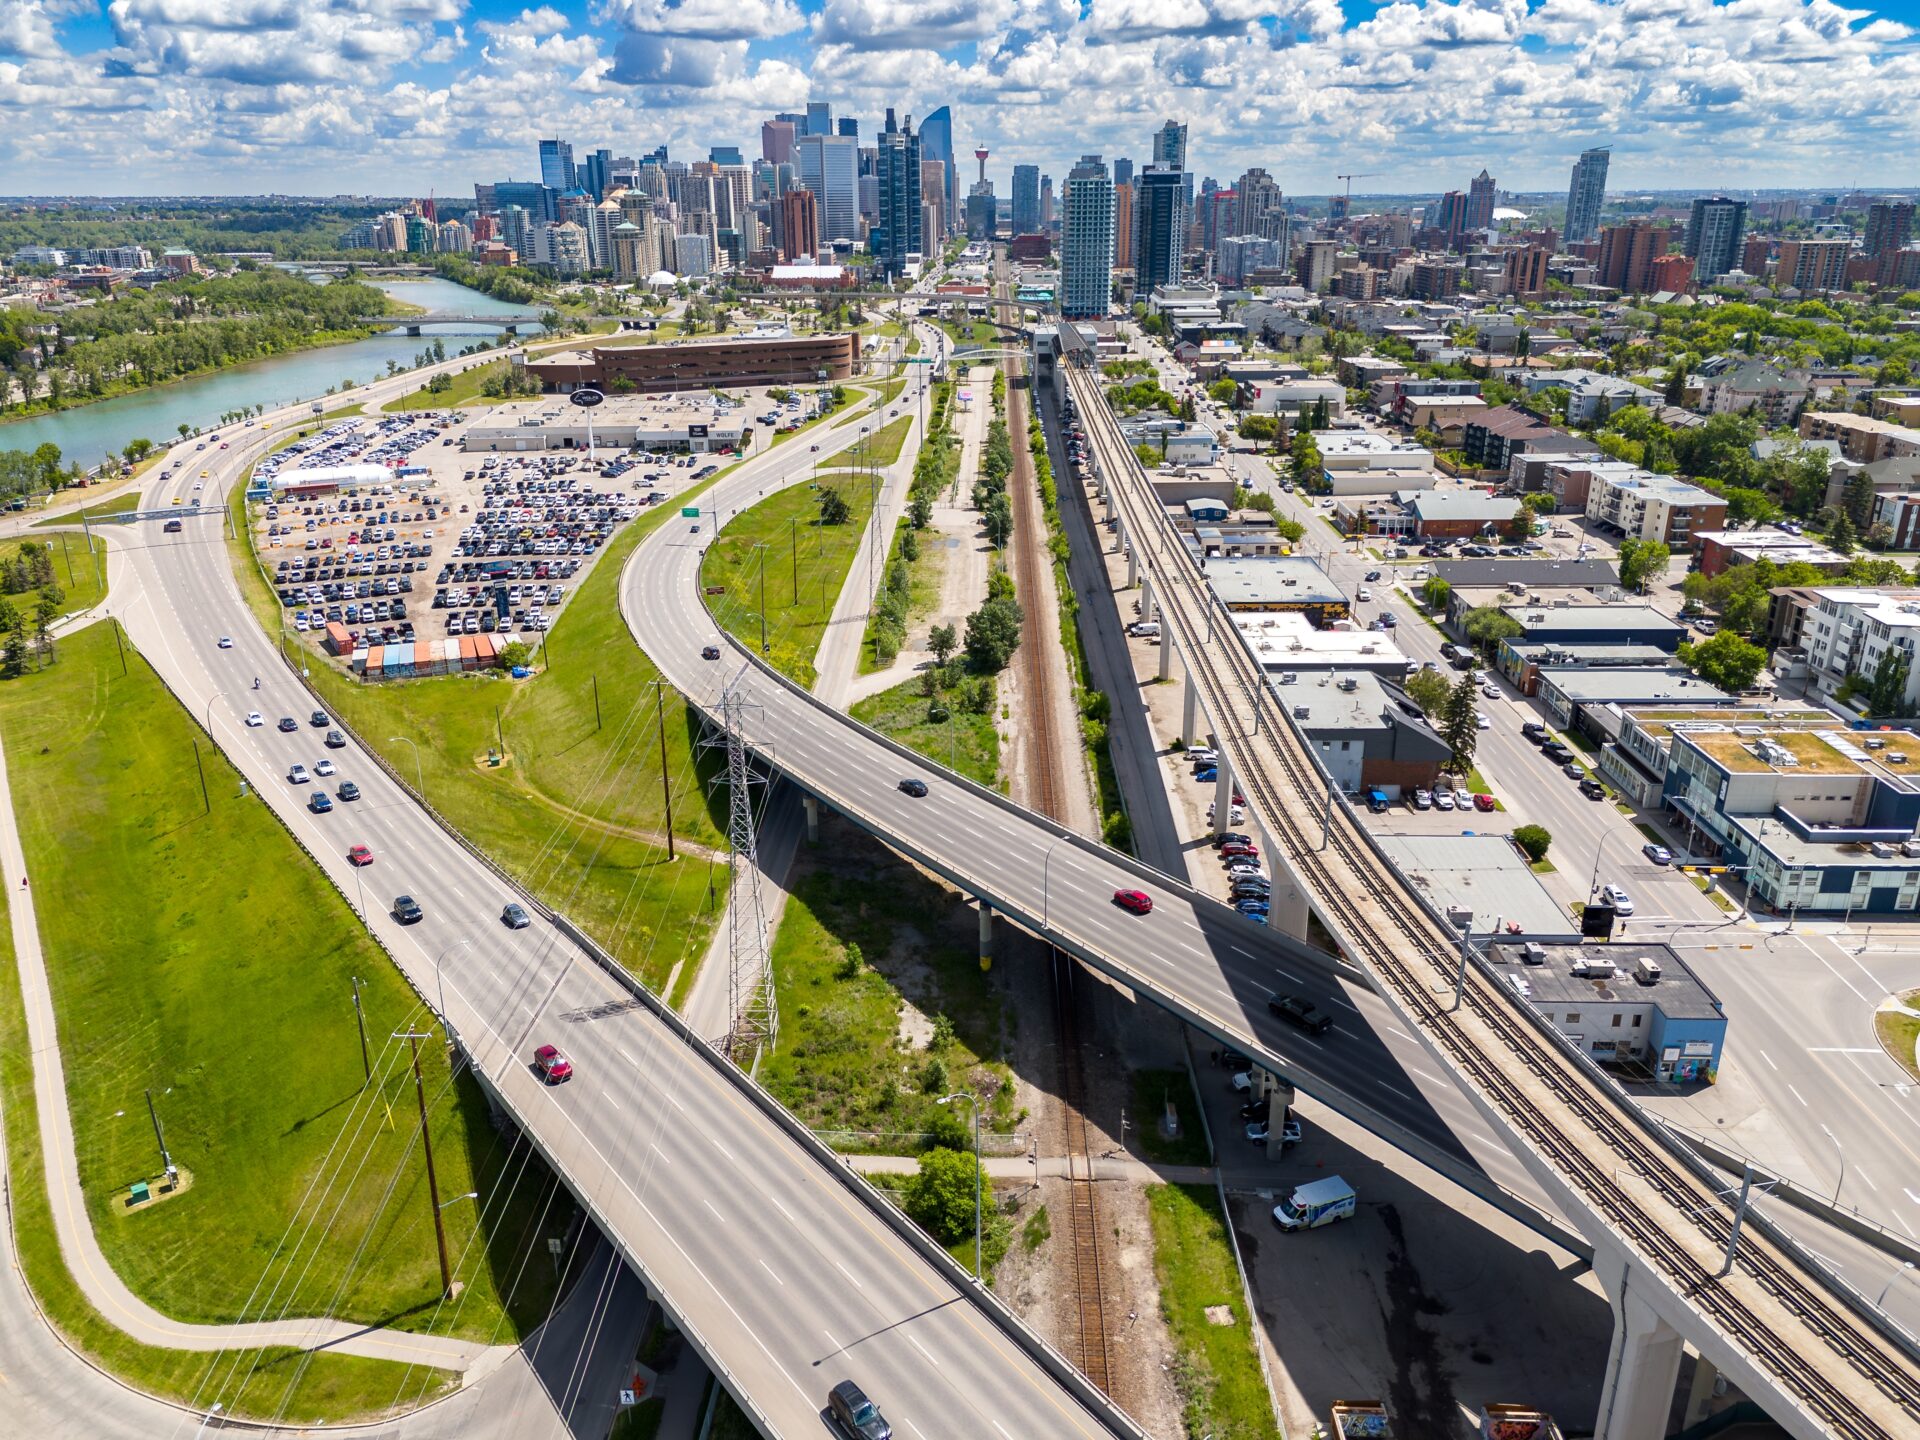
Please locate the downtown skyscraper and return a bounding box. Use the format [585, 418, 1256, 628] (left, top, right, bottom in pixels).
[1011, 164, 1041, 235]
[874, 109, 922, 278]
[1134, 166, 1186, 289]
[1564, 146, 1611, 245]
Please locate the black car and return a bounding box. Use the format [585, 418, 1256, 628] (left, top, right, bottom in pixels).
[310, 710, 329, 727]
[276, 716, 298, 733]
[393, 895, 424, 925]
[502, 903, 531, 929]
[337, 781, 361, 802]
[1238, 1099, 1269, 1120]
[1268, 992, 1334, 1036]
[827, 1380, 892, 1440]
[1212, 831, 1252, 849]
[325, 729, 348, 748]
[898, 778, 928, 797]
[701, 645, 721, 660]
[1578, 778, 1607, 800]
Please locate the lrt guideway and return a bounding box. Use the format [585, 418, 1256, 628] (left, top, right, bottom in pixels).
[1060, 348, 1920, 1440]
[100, 376, 1135, 1439]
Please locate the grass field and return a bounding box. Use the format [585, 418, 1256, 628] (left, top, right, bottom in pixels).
[700, 474, 877, 691]
[848, 677, 999, 788]
[383, 359, 511, 412]
[855, 519, 946, 675]
[0, 623, 564, 1347]
[1146, 1184, 1281, 1440]
[0, 531, 107, 618]
[760, 825, 1020, 1142]
[34, 491, 141, 527]
[1132, 1068, 1211, 1166]
[0, 888, 458, 1422]
[291, 487, 730, 1000]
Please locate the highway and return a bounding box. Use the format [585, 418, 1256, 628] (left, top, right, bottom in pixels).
[95, 365, 1139, 1439]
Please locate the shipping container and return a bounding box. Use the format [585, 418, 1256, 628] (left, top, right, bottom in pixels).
[324, 621, 353, 656]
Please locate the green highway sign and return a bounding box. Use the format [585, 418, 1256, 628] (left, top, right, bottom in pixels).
[681, 507, 701, 518]
[903, 357, 934, 365]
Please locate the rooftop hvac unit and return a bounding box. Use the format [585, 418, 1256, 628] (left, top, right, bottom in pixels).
[1573, 957, 1615, 979]
[1521, 942, 1546, 966]
[1280, 671, 1298, 684]
[1293, 704, 1311, 719]
[1872, 841, 1897, 858]
[1865, 737, 1888, 750]
[1635, 956, 1663, 985]
[1902, 839, 1920, 857]
[1890, 753, 1910, 764]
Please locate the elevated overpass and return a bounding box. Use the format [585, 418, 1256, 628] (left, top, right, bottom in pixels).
[1050, 329, 1920, 1439]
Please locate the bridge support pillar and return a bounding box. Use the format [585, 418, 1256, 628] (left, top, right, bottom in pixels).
[1126, 542, 1138, 588]
[1681, 1351, 1721, 1430]
[977, 900, 992, 970]
[1157, 627, 1174, 682]
[1593, 1241, 1685, 1440]
[1213, 754, 1236, 836]
[1182, 680, 1199, 747]
[802, 794, 819, 843]
[1140, 575, 1154, 623]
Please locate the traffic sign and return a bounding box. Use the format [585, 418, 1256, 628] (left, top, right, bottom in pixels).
[569, 388, 605, 408]
[681, 507, 701, 518]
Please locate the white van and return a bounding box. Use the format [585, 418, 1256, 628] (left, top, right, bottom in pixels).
[1128, 621, 1161, 639]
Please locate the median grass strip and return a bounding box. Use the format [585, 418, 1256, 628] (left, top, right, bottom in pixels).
[383, 359, 513, 412]
[35, 491, 141, 527]
[849, 677, 999, 788]
[0, 623, 561, 1346]
[0, 883, 457, 1423]
[702, 475, 877, 691]
[1146, 1183, 1281, 1440]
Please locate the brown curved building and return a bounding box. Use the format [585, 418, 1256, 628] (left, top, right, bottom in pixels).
[524, 332, 860, 395]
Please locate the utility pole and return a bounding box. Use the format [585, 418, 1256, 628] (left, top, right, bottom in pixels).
[192, 737, 209, 813]
[757, 544, 768, 655]
[144, 1088, 172, 1178]
[58, 533, 73, 586]
[592, 675, 602, 731]
[653, 680, 676, 861]
[400, 1031, 454, 1298]
[351, 976, 370, 1085]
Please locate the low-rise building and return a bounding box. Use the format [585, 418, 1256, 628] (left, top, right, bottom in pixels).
[1793, 587, 1920, 710]
[1584, 468, 1726, 545]
[1375, 836, 1576, 940]
[1486, 942, 1726, 1083]
[1799, 410, 1920, 464]
[1238, 612, 1409, 675]
[1462, 406, 1586, 474]
[1244, 377, 1346, 419]
[1502, 601, 1687, 652]
[1207, 555, 1349, 623]
[1313, 430, 1435, 494]
[1402, 395, 1489, 442]
[1597, 706, 1826, 808]
[1700, 361, 1810, 427]
[462, 395, 750, 452]
[1497, 640, 1677, 696]
[1518, 368, 1661, 424]
[523, 330, 859, 394]
[1271, 669, 1445, 795]
[1536, 666, 1736, 737]
[1693, 529, 1851, 579]
[1404, 489, 1523, 539]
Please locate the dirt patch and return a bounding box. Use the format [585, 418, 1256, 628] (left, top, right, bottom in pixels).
[1205, 1304, 1236, 1326]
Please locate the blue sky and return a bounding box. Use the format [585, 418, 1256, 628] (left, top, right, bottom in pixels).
[2, 0, 1918, 198]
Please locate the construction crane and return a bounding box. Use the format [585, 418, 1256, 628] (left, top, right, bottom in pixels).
[1334, 172, 1382, 217]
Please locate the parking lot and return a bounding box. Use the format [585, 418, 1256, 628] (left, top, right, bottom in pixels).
[248, 408, 723, 664]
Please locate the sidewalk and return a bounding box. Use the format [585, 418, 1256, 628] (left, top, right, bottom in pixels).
[0, 730, 511, 1375]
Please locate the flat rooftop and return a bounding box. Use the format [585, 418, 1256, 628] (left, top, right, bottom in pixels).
[1486, 942, 1724, 1020]
[1433, 558, 1620, 589]
[1537, 668, 1733, 705]
[1684, 726, 1920, 777]
[471, 394, 745, 428]
[1505, 603, 1682, 634]
[1267, 670, 1394, 730]
[1235, 613, 1406, 668]
[1208, 555, 1345, 609]
[1375, 835, 1576, 938]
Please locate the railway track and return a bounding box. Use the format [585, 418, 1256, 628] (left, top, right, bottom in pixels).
[1065, 358, 1920, 1438]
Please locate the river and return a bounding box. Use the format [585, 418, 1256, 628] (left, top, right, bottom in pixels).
[0, 275, 543, 466]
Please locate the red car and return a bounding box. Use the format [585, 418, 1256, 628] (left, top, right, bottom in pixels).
[1220, 842, 1259, 858]
[534, 1044, 574, 1084]
[1113, 888, 1154, 915]
[1472, 793, 1497, 812]
[347, 844, 374, 866]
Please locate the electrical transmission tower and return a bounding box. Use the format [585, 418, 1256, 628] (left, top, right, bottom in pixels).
[703, 684, 776, 1063]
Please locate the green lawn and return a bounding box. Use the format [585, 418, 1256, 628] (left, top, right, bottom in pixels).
[1, 532, 107, 619]
[849, 676, 999, 788]
[856, 519, 947, 675]
[291, 482, 731, 1000]
[701, 475, 877, 691]
[1132, 1068, 1212, 1167]
[0, 894, 457, 1422]
[860, 415, 914, 467]
[383, 359, 512, 411]
[1877, 995, 1920, 1082]
[34, 491, 141, 527]
[1146, 1184, 1281, 1440]
[0, 623, 563, 1349]
[760, 828, 1020, 1141]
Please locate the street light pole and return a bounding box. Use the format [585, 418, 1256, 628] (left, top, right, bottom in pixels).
[192, 1402, 225, 1439]
[1820, 1122, 1846, 1205]
[390, 736, 425, 797]
[939, 1091, 982, 1283]
[1041, 837, 1065, 929]
[435, 939, 472, 1043]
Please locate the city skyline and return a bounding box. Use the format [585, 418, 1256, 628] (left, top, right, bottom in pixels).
[3, 0, 1919, 196]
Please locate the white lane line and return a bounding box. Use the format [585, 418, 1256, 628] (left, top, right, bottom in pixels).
[1856, 1165, 1879, 1193]
[1905, 1188, 1920, 1207]
[909, 1334, 939, 1368]
[771, 1194, 798, 1225]
[649, 1143, 671, 1164]
[666, 1090, 687, 1112]
[703, 1198, 726, 1224]
[1758, 1049, 1779, 1072]
[616, 1046, 635, 1064]
[833, 1258, 864, 1290]
[994, 1422, 1015, 1440]
[1387, 1026, 1413, 1041]
[1807, 1047, 1881, 1054]
[758, 1257, 784, 1286]
[1378, 1082, 1415, 1102]
[711, 1138, 736, 1162]
[1410, 1066, 1446, 1087]
[1787, 1084, 1809, 1107]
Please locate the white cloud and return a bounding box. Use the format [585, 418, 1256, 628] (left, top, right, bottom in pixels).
[811, 0, 1014, 48]
[598, 0, 804, 40]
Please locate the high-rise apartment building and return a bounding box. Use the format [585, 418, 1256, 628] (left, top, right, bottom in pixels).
[1686, 196, 1749, 284]
[1112, 158, 1134, 190]
[1236, 168, 1284, 241]
[1648, 253, 1695, 293]
[778, 187, 820, 261]
[1596, 219, 1669, 294]
[1866, 199, 1915, 257]
[1134, 166, 1186, 289]
[1564, 146, 1610, 245]
[1041, 176, 1054, 226]
[1062, 155, 1114, 320]
[1150, 119, 1187, 171]
[1113, 182, 1134, 270]
[761, 120, 795, 165]
[1776, 239, 1851, 293]
[1503, 246, 1550, 298]
[1432, 191, 1468, 241]
[1297, 239, 1339, 292]
[920, 159, 949, 239]
[538, 139, 576, 193]
[1466, 170, 1496, 233]
[874, 109, 922, 278]
[796, 133, 859, 242]
[1011, 165, 1041, 235]
[1202, 189, 1236, 252]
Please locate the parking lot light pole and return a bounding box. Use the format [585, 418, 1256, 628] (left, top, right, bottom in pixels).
[938, 1092, 982, 1283]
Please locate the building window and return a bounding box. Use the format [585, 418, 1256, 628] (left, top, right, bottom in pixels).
[1632, 1014, 1642, 1027]
[1610, 1014, 1622, 1028]
[1565, 1012, 1579, 1023]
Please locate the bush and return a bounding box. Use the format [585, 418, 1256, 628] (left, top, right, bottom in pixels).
[903, 1147, 982, 1245]
[1512, 825, 1552, 863]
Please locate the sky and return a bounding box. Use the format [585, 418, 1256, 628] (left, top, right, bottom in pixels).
[1, 0, 1918, 200]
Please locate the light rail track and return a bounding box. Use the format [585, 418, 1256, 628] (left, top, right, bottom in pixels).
[1065, 357, 1920, 1438]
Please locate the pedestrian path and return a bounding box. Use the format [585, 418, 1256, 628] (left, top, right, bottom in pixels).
[0, 730, 511, 1374]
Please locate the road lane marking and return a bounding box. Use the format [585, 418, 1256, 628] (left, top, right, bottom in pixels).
[1378, 1082, 1415, 1101]
[833, 1258, 864, 1290]
[909, 1334, 939, 1367]
[1387, 1026, 1412, 1041]
[703, 1198, 726, 1224]
[758, 1257, 784, 1286]
[1807, 1047, 1880, 1054]
[1856, 1165, 1879, 1192]
[649, 1143, 671, 1164]
[1758, 1049, 1778, 1071]
[1787, 1084, 1808, 1106]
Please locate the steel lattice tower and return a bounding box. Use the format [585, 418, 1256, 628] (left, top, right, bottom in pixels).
[704, 685, 776, 1063]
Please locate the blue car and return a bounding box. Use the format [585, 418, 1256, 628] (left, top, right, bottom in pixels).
[1235, 900, 1270, 916]
[1194, 767, 1218, 783]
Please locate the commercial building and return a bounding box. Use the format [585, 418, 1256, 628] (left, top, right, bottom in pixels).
[1502, 602, 1687, 651]
[1112, 182, 1135, 272]
[1061, 156, 1115, 320]
[462, 395, 750, 452]
[1403, 489, 1523, 538]
[1584, 468, 1726, 545]
[1238, 613, 1410, 677]
[1486, 942, 1726, 1083]
[1206, 555, 1349, 623]
[796, 133, 859, 242]
[1564, 147, 1611, 246]
[1686, 197, 1749, 284]
[1376, 837, 1575, 940]
[778, 187, 821, 262]
[918, 106, 956, 236]
[1496, 641, 1677, 697]
[873, 109, 922, 279]
[1275, 670, 1448, 796]
[1536, 666, 1735, 735]
[1134, 167, 1187, 290]
[1798, 410, 1920, 464]
[522, 331, 859, 394]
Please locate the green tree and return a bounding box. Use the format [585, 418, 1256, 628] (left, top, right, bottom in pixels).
[929, 623, 958, 667]
[904, 1148, 984, 1246]
[497, 640, 533, 668]
[1843, 470, 1877, 531]
[1868, 646, 1915, 717]
[818, 486, 852, 525]
[1439, 672, 1479, 774]
[1829, 512, 1858, 554]
[1404, 667, 1451, 715]
[1463, 605, 1524, 654]
[1720, 486, 1782, 526]
[981, 492, 1014, 547]
[964, 595, 1023, 672]
[1421, 575, 1452, 612]
[1616, 537, 1672, 591]
[1206, 377, 1238, 407]
[1846, 557, 1909, 587]
[1512, 825, 1552, 863]
[1678, 630, 1768, 691]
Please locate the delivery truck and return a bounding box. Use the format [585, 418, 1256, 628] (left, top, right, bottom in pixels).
[1272, 1175, 1356, 1231]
